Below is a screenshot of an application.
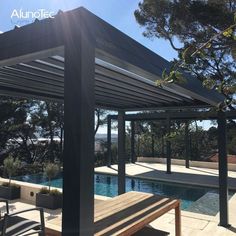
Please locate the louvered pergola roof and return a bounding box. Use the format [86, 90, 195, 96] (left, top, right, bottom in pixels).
[0, 7, 223, 111]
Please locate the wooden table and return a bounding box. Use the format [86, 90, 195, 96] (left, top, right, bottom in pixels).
[94, 191, 181, 236]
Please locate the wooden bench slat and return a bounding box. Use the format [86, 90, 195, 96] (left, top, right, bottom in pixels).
[95, 199, 177, 235]
[95, 193, 152, 219]
[94, 191, 180, 236]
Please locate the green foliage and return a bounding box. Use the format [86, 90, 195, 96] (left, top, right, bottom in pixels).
[39, 187, 50, 194]
[3, 155, 21, 186]
[39, 187, 62, 196]
[0, 98, 108, 166]
[2, 182, 20, 189]
[223, 28, 233, 38]
[31, 101, 64, 162]
[17, 163, 43, 176]
[44, 163, 60, 180]
[49, 189, 62, 196]
[159, 69, 187, 87]
[182, 46, 196, 64]
[135, 0, 236, 109]
[164, 131, 178, 141]
[202, 78, 216, 90]
[0, 97, 65, 164]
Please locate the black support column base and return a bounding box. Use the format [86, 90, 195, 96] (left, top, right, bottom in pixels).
[218, 223, 231, 228]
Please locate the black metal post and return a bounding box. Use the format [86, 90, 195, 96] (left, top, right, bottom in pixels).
[107, 116, 111, 167]
[185, 121, 190, 168]
[166, 117, 171, 174]
[63, 26, 95, 235]
[151, 124, 155, 157]
[217, 111, 229, 227]
[131, 120, 135, 163]
[118, 110, 126, 195]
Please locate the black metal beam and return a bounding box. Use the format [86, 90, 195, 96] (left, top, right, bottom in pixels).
[62, 14, 95, 235]
[217, 111, 229, 227]
[109, 110, 236, 121]
[166, 116, 171, 174]
[0, 18, 64, 63]
[107, 116, 111, 167]
[118, 110, 126, 195]
[131, 120, 135, 163]
[151, 124, 155, 157]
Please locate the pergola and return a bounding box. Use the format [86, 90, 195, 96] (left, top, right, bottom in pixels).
[0, 7, 229, 235]
[108, 110, 236, 168]
[107, 109, 235, 230]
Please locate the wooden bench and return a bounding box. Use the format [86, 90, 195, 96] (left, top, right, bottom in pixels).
[44, 191, 180, 235]
[95, 191, 181, 236]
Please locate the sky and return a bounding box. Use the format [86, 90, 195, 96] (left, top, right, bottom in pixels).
[0, 0, 212, 133]
[0, 0, 179, 61]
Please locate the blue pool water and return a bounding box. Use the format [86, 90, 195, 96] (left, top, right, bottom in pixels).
[13, 172, 222, 211]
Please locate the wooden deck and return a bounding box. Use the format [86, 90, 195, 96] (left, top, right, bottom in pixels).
[94, 191, 181, 236]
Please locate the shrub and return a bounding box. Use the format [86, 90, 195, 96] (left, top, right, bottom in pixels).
[39, 187, 50, 194]
[49, 189, 62, 196]
[3, 156, 21, 186]
[39, 187, 62, 196]
[2, 182, 19, 189]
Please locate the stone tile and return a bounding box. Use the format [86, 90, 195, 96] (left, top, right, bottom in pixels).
[170, 215, 209, 230]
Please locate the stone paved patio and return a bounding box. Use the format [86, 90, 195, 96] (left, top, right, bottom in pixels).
[2, 193, 236, 236]
[1, 162, 235, 235]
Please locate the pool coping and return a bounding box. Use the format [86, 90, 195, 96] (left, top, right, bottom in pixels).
[10, 168, 236, 192]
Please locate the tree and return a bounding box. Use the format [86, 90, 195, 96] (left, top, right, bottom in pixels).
[0, 97, 38, 163]
[94, 109, 108, 136]
[44, 162, 60, 192]
[135, 0, 236, 108]
[31, 101, 64, 162]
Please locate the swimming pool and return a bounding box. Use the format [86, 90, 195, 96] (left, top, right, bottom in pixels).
[14, 172, 232, 214]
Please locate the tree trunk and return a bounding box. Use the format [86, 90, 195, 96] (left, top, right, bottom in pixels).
[94, 109, 100, 136]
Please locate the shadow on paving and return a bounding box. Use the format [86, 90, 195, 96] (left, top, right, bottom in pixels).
[131, 165, 236, 191]
[133, 226, 169, 236]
